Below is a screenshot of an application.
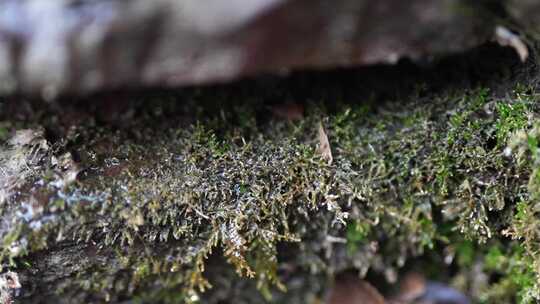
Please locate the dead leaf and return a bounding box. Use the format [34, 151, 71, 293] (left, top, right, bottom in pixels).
[495, 25, 528, 62]
[317, 121, 333, 165]
[328, 276, 385, 304]
[390, 272, 470, 304]
[391, 272, 426, 303]
[271, 102, 304, 121]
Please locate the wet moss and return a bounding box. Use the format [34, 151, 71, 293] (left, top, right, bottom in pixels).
[1, 58, 540, 303]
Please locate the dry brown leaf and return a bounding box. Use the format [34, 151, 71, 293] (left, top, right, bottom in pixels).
[271, 102, 304, 121]
[327, 276, 385, 304]
[389, 272, 470, 304]
[391, 272, 426, 303]
[317, 121, 333, 165]
[495, 25, 529, 62]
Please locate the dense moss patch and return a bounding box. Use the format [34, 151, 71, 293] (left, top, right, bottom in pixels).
[1, 49, 540, 303]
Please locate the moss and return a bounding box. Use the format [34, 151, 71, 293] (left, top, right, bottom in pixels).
[0, 121, 10, 141]
[496, 85, 533, 146]
[481, 244, 538, 303]
[1, 69, 540, 303]
[345, 221, 371, 255]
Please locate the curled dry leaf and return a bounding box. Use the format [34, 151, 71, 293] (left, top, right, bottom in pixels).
[495, 25, 529, 62]
[317, 121, 333, 165]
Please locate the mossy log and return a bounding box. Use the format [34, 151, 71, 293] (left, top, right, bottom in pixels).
[1, 45, 540, 303]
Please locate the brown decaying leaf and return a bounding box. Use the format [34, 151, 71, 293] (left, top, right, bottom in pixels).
[270, 103, 304, 121]
[327, 276, 385, 304]
[391, 272, 426, 303]
[495, 25, 529, 62]
[317, 121, 333, 165]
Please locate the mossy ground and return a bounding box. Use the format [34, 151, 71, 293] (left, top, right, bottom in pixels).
[1, 44, 540, 303]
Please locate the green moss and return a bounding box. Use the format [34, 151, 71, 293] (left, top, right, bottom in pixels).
[0, 121, 10, 141]
[2, 79, 540, 303]
[481, 244, 538, 303]
[455, 240, 475, 268]
[346, 221, 371, 255]
[495, 85, 536, 148]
